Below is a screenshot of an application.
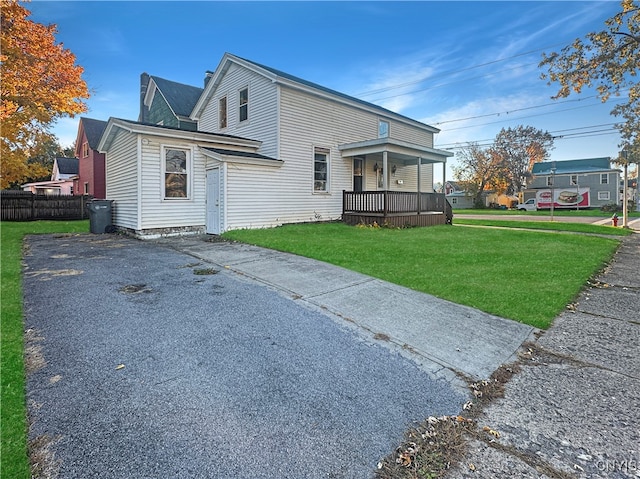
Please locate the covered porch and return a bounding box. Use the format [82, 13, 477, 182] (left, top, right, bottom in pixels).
[338, 137, 454, 227]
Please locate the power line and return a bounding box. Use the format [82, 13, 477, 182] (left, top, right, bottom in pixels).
[435, 123, 619, 147]
[432, 96, 599, 126]
[435, 98, 625, 132]
[436, 125, 620, 150]
[355, 41, 569, 98]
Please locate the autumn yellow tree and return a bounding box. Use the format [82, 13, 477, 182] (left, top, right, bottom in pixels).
[1, 0, 89, 188]
[540, 0, 639, 159]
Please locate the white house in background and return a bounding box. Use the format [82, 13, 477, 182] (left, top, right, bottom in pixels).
[22, 157, 79, 195]
[98, 53, 453, 238]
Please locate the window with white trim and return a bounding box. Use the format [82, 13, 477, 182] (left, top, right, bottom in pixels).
[600, 173, 609, 184]
[164, 147, 189, 199]
[313, 147, 330, 192]
[82, 142, 89, 157]
[547, 176, 554, 186]
[598, 191, 610, 200]
[570, 175, 577, 185]
[219, 96, 227, 129]
[239, 87, 248, 122]
[378, 120, 389, 138]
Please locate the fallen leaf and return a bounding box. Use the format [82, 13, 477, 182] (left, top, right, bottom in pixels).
[483, 426, 501, 438]
[469, 463, 476, 471]
[115, 364, 125, 370]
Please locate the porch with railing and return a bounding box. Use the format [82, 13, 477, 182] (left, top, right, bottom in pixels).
[342, 190, 453, 227]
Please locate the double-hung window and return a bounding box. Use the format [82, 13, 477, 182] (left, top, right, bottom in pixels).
[600, 173, 609, 184]
[219, 96, 227, 129]
[164, 147, 189, 199]
[314, 147, 330, 192]
[239, 87, 248, 122]
[378, 120, 389, 138]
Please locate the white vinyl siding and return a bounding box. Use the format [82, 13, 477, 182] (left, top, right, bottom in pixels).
[139, 136, 205, 230]
[214, 84, 438, 231]
[105, 129, 138, 230]
[198, 64, 278, 158]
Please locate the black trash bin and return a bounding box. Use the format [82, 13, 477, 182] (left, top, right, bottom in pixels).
[87, 200, 114, 234]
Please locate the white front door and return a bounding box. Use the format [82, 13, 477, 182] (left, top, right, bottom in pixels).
[206, 168, 221, 234]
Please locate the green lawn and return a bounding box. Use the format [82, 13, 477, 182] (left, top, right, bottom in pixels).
[453, 218, 634, 235]
[1, 220, 89, 479]
[454, 208, 640, 217]
[223, 222, 620, 329]
[0, 219, 623, 478]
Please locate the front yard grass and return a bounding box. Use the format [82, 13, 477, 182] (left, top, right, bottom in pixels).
[1, 220, 89, 479]
[223, 222, 620, 330]
[453, 218, 634, 235]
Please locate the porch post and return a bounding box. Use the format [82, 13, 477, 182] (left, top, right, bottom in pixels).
[417, 157, 421, 214]
[443, 159, 446, 192]
[442, 159, 447, 212]
[382, 150, 388, 190]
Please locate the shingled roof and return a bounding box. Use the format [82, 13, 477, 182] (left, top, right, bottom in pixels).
[54, 157, 79, 175]
[531, 157, 615, 175]
[80, 117, 108, 149]
[149, 76, 203, 118]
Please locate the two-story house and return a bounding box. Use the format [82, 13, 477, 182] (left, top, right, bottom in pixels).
[74, 117, 108, 198]
[523, 158, 621, 209]
[97, 53, 453, 238]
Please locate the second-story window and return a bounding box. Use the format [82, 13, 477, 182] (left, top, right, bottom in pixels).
[570, 175, 578, 185]
[378, 120, 389, 138]
[82, 142, 89, 157]
[219, 96, 227, 129]
[239, 87, 248, 122]
[600, 173, 609, 184]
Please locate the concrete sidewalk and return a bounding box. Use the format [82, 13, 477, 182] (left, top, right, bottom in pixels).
[155, 236, 536, 382]
[449, 232, 640, 478]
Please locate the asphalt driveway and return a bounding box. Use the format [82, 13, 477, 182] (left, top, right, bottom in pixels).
[24, 234, 467, 478]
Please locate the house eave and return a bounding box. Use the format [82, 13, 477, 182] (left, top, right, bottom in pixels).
[97, 118, 262, 152]
[339, 138, 453, 163]
[200, 147, 283, 168]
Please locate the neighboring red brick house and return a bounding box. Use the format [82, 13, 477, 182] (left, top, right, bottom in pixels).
[74, 117, 108, 198]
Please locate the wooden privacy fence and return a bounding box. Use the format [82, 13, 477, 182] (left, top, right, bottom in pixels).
[1, 191, 92, 221]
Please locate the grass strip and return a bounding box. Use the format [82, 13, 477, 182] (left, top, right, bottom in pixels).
[453, 218, 634, 236]
[453, 208, 640, 217]
[223, 222, 620, 329]
[1, 220, 89, 479]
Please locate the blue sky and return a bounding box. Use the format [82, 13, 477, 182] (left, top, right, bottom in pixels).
[28, 0, 625, 183]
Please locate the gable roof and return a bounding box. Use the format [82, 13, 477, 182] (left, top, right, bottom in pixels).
[192, 53, 441, 133]
[54, 157, 79, 175]
[80, 117, 108, 149]
[532, 157, 617, 175]
[147, 75, 203, 118]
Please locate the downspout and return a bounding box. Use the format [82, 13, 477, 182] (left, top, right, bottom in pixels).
[136, 136, 143, 231]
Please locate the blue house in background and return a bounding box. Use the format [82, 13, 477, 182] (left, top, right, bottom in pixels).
[523, 157, 621, 208]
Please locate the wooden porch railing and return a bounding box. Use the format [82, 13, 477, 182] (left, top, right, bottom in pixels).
[343, 190, 453, 225]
